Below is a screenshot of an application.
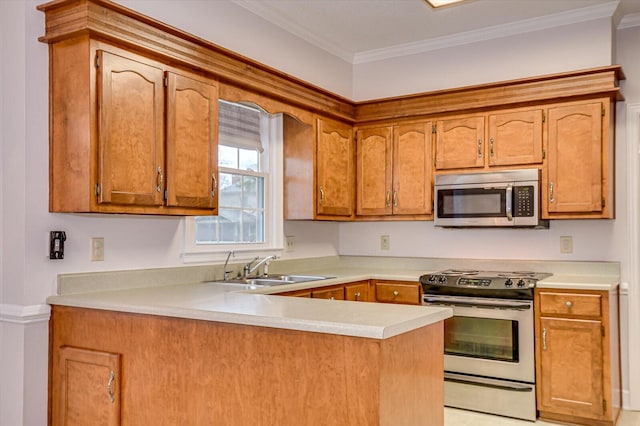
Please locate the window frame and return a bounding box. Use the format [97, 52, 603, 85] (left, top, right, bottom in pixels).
[182, 109, 284, 264]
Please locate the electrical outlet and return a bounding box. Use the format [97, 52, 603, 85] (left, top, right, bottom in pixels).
[91, 237, 104, 261]
[285, 235, 295, 252]
[380, 235, 390, 250]
[560, 236, 573, 254]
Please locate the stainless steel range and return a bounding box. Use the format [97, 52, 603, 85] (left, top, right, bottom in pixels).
[420, 269, 551, 421]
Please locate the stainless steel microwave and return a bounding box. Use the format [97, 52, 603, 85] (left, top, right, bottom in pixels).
[434, 169, 545, 228]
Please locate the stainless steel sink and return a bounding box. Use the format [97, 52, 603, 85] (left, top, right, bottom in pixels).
[215, 274, 334, 286]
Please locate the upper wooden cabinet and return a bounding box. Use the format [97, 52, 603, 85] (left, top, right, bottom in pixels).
[542, 99, 612, 219]
[48, 39, 219, 215]
[283, 115, 355, 220]
[356, 122, 433, 217]
[316, 118, 355, 218]
[435, 107, 544, 171]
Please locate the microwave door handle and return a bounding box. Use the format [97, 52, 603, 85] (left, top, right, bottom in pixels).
[506, 184, 513, 221]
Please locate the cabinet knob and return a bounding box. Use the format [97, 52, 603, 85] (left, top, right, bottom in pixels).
[565, 301, 573, 308]
[393, 290, 399, 297]
[355, 292, 361, 300]
[330, 296, 335, 300]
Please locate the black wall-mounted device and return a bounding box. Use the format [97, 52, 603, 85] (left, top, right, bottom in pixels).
[49, 231, 66, 259]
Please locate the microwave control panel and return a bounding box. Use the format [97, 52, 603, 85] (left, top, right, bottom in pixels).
[514, 186, 534, 217]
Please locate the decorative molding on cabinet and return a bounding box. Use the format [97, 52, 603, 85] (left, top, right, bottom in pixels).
[0, 304, 51, 324]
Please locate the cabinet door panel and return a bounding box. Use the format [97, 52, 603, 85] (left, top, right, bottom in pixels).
[393, 122, 433, 215]
[345, 281, 370, 302]
[317, 118, 354, 217]
[546, 102, 603, 213]
[166, 71, 218, 210]
[356, 127, 392, 215]
[56, 346, 121, 426]
[435, 116, 484, 170]
[311, 286, 345, 300]
[539, 317, 604, 418]
[488, 109, 543, 166]
[97, 50, 164, 206]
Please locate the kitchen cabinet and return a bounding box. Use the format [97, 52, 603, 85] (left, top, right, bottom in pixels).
[542, 99, 613, 219]
[53, 346, 121, 425]
[48, 39, 218, 215]
[434, 107, 543, 171]
[316, 118, 355, 217]
[355, 123, 433, 217]
[345, 281, 370, 302]
[311, 285, 345, 300]
[283, 115, 355, 220]
[535, 288, 621, 425]
[374, 280, 422, 305]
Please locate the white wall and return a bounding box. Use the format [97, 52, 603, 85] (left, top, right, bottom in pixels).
[1, 0, 638, 424]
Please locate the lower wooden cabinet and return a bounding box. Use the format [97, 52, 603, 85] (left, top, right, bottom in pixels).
[311, 286, 345, 300]
[53, 346, 121, 426]
[345, 281, 370, 302]
[534, 288, 621, 425]
[374, 280, 422, 305]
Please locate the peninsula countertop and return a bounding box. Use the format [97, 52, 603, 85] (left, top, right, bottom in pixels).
[46, 272, 452, 340]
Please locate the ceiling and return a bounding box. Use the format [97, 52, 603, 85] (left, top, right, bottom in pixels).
[232, 0, 640, 63]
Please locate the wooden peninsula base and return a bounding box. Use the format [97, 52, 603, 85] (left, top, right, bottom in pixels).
[49, 306, 444, 426]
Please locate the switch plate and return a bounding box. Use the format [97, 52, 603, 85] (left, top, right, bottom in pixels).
[91, 237, 104, 261]
[380, 235, 390, 250]
[285, 235, 295, 252]
[560, 236, 573, 254]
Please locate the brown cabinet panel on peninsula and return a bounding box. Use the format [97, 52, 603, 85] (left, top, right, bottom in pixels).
[542, 99, 613, 219]
[48, 38, 218, 215]
[345, 281, 371, 302]
[356, 122, 433, 217]
[374, 280, 422, 305]
[535, 288, 621, 426]
[53, 346, 121, 426]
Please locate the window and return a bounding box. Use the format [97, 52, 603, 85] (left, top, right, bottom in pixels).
[183, 100, 283, 262]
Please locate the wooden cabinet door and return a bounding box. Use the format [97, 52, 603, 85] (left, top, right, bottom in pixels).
[97, 50, 165, 206]
[165, 71, 218, 211]
[316, 118, 354, 217]
[545, 102, 604, 214]
[488, 108, 543, 166]
[55, 346, 121, 426]
[435, 115, 484, 170]
[393, 122, 433, 215]
[345, 281, 370, 302]
[311, 286, 345, 300]
[356, 126, 393, 216]
[538, 317, 604, 418]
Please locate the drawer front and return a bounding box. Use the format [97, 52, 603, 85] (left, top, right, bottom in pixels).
[538, 291, 602, 317]
[311, 287, 345, 300]
[375, 282, 420, 305]
[345, 283, 369, 302]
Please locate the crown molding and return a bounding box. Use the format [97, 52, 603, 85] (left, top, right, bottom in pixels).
[618, 12, 640, 29]
[354, 1, 619, 64]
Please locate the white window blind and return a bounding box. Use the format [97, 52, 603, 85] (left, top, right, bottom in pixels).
[218, 100, 263, 153]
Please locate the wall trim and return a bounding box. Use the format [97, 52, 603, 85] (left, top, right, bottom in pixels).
[0, 304, 50, 324]
[625, 102, 640, 409]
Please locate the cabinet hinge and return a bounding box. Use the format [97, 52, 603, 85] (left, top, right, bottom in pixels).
[164, 189, 168, 201]
[602, 197, 606, 209]
[94, 54, 100, 69]
[95, 183, 101, 197]
[542, 112, 546, 123]
[603, 398, 607, 413]
[164, 75, 168, 87]
[432, 124, 437, 134]
[602, 325, 606, 337]
[602, 107, 606, 117]
[542, 149, 546, 160]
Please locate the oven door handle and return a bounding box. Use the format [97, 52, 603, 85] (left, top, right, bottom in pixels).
[444, 372, 533, 392]
[423, 296, 531, 310]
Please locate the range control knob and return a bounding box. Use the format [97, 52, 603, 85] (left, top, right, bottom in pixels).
[517, 279, 526, 288]
[504, 278, 513, 287]
[438, 275, 447, 284]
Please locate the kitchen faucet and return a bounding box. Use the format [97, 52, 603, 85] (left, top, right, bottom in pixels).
[243, 255, 277, 278]
[223, 250, 234, 280]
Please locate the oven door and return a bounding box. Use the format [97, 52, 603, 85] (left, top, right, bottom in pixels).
[423, 295, 534, 383]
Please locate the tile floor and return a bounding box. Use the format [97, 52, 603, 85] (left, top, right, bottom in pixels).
[444, 407, 640, 425]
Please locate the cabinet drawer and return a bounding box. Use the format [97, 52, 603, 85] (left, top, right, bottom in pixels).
[375, 282, 420, 305]
[538, 291, 602, 317]
[311, 287, 345, 300]
[345, 282, 369, 302]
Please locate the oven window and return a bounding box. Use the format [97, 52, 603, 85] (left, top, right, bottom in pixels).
[438, 188, 506, 218]
[443, 316, 519, 362]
